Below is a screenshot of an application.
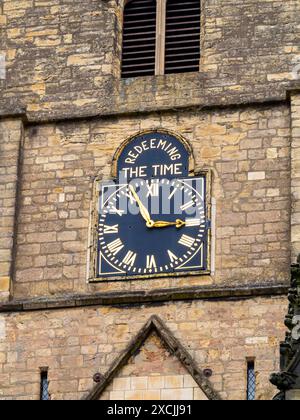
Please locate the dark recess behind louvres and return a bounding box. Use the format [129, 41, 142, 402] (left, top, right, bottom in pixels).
[165, 0, 200, 74]
[121, 0, 157, 78]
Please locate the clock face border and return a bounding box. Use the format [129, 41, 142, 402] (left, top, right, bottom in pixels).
[88, 170, 212, 283]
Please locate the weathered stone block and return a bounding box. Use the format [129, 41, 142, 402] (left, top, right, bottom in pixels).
[0, 277, 10, 292]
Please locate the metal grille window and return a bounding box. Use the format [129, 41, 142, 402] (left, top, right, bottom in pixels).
[40, 370, 49, 401]
[165, 0, 201, 74]
[247, 361, 256, 401]
[121, 0, 201, 78]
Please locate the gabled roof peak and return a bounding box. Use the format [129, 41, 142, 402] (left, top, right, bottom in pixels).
[84, 315, 221, 400]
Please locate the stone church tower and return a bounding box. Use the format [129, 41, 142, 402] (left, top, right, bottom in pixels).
[0, 0, 300, 400]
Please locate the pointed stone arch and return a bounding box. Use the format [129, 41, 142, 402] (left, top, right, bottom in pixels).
[84, 315, 221, 400]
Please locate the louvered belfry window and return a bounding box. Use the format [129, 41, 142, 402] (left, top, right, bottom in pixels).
[121, 0, 201, 78]
[121, 0, 157, 78]
[165, 0, 201, 74]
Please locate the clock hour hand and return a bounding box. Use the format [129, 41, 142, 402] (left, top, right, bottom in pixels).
[129, 185, 154, 228]
[152, 219, 185, 229]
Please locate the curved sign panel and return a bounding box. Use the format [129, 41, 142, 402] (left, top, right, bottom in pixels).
[117, 131, 190, 181]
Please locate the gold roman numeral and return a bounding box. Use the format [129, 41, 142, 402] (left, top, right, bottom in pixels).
[103, 224, 119, 234]
[109, 206, 124, 217]
[146, 255, 157, 270]
[178, 234, 195, 248]
[168, 187, 178, 200]
[122, 250, 137, 267]
[125, 191, 137, 204]
[168, 250, 178, 263]
[107, 238, 124, 255]
[185, 218, 201, 227]
[180, 200, 195, 211]
[146, 181, 159, 197]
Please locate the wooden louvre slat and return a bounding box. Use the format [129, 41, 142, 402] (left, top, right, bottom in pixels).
[165, 0, 201, 75]
[121, 0, 157, 78]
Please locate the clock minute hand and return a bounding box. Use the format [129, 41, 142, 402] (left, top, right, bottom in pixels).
[129, 185, 154, 228]
[152, 219, 186, 229]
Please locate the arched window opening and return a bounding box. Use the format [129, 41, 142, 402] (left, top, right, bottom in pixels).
[121, 0, 157, 78]
[165, 0, 201, 74]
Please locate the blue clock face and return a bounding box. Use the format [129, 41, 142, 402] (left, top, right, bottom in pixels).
[97, 176, 208, 280]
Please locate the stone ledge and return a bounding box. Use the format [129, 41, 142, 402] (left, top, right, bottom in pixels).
[24, 91, 289, 124]
[0, 103, 27, 119]
[1, 85, 300, 125]
[287, 82, 300, 96]
[0, 284, 289, 313]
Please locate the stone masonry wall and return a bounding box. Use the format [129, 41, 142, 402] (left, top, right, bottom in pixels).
[0, 119, 23, 301]
[13, 104, 291, 299]
[0, 296, 287, 400]
[291, 93, 300, 262]
[101, 373, 208, 401]
[0, 0, 299, 120]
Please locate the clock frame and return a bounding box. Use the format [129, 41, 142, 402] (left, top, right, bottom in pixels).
[88, 130, 211, 283]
